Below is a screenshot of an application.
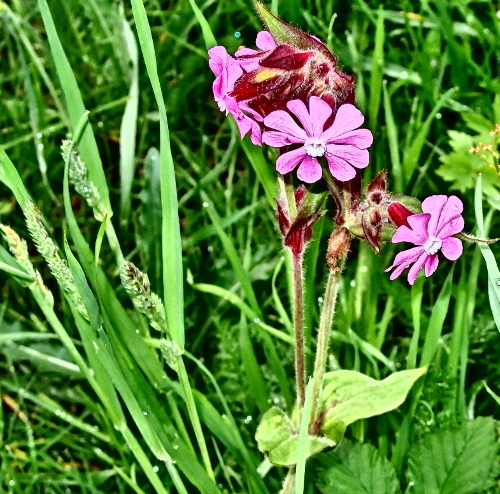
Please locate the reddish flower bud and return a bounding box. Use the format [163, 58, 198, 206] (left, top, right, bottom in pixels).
[387, 202, 415, 228]
[276, 186, 328, 256]
[366, 170, 388, 205]
[230, 4, 354, 119]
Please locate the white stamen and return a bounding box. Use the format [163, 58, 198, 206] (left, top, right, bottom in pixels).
[423, 236, 442, 255]
[304, 138, 326, 157]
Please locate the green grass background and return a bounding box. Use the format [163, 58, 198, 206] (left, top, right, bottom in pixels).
[1, 0, 500, 492]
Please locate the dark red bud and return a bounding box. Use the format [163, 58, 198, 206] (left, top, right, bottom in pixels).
[260, 45, 314, 70]
[387, 202, 414, 228]
[362, 209, 382, 253]
[294, 184, 307, 207]
[276, 201, 290, 236]
[367, 170, 388, 205]
[284, 218, 312, 256]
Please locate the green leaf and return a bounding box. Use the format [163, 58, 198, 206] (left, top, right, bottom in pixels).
[436, 130, 500, 201]
[319, 368, 426, 442]
[315, 439, 402, 494]
[407, 417, 499, 494]
[255, 407, 335, 467]
[256, 407, 294, 454]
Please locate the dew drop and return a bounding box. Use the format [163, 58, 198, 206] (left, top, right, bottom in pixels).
[244, 415, 252, 424]
[37, 143, 44, 151]
[350, 280, 356, 287]
[496, 279, 500, 286]
[143, 411, 148, 416]
[218, 484, 223, 489]
[203, 201, 209, 208]
[253, 317, 260, 323]
[8, 480, 15, 486]
[153, 465, 159, 472]
[234, 31, 241, 38]
[173, 444, 179, 450]
[36, 132, 42, 139]
[318, 296, 324, 303]
[435, 112, 442, 120]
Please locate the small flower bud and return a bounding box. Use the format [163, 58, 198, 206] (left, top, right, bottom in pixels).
[366, 170, 388, 205]
[326, 227, 351, 271]
[387, 202, 415, 228]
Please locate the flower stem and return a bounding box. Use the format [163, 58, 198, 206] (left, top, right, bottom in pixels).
[309, 265, 342, 433]
[292, 250, 306, 407]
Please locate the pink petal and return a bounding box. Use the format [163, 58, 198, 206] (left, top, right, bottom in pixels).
[285, 100, 314, 137]
[331, 128, 373, 149]
[321, 104, 365, 142]
[440, 237, 463, 261]
[264, 110, 308, 142]
[288, 97, 332, 138]
[422, 195, 464, 239]
[324, 154, 356, 181]
[424, 254, 439, 277]
[385, 246, 423, 280]
[437, 216, 464, 239]
[275, 147, 308, 174]
[256, 31, 277, 50]
[326, 145, 370, 169]
[231, 109, 262, 145]
[392, 214, 430, 245]
[407, 251, 429, 285]
[296, 155, 322, 183]
[234, 47, 258, 57]
[208, 46, 242, 98]
[422, 195, 447, 236]
[387, 246, 423, 270]
[262, 131, 302, 147]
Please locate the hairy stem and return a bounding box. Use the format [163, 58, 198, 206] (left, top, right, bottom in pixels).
[309, 266, 341, 432]
[292, 251, 306, 407]
[281, 468, 295, 494]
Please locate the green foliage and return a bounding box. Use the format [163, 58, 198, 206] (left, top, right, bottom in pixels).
[436, 113, 500, 208]
[255, 406, 334, 467]
[319, 368, 426, 442]
[407, 417, 499, 494]
[315, 439, 401, 494]
[1, 0, 500, 492]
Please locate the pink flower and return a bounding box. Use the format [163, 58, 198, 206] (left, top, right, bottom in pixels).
[262, 97, 373, 183]
[235, 31, 277, 71]
[385, 195, 464, 285]
[208, 46, 262, 145]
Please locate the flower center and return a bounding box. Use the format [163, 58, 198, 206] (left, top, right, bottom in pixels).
[423, 236, 442, 255]
[304, 138, 326, 158]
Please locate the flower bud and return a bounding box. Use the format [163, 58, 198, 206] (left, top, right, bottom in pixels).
[327, 227, 351, 271]
[231, 6, 355, 119]
[276, 186, 327, 256]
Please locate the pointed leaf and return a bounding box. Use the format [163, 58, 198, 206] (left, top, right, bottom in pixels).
[320, 368, 426, 442]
